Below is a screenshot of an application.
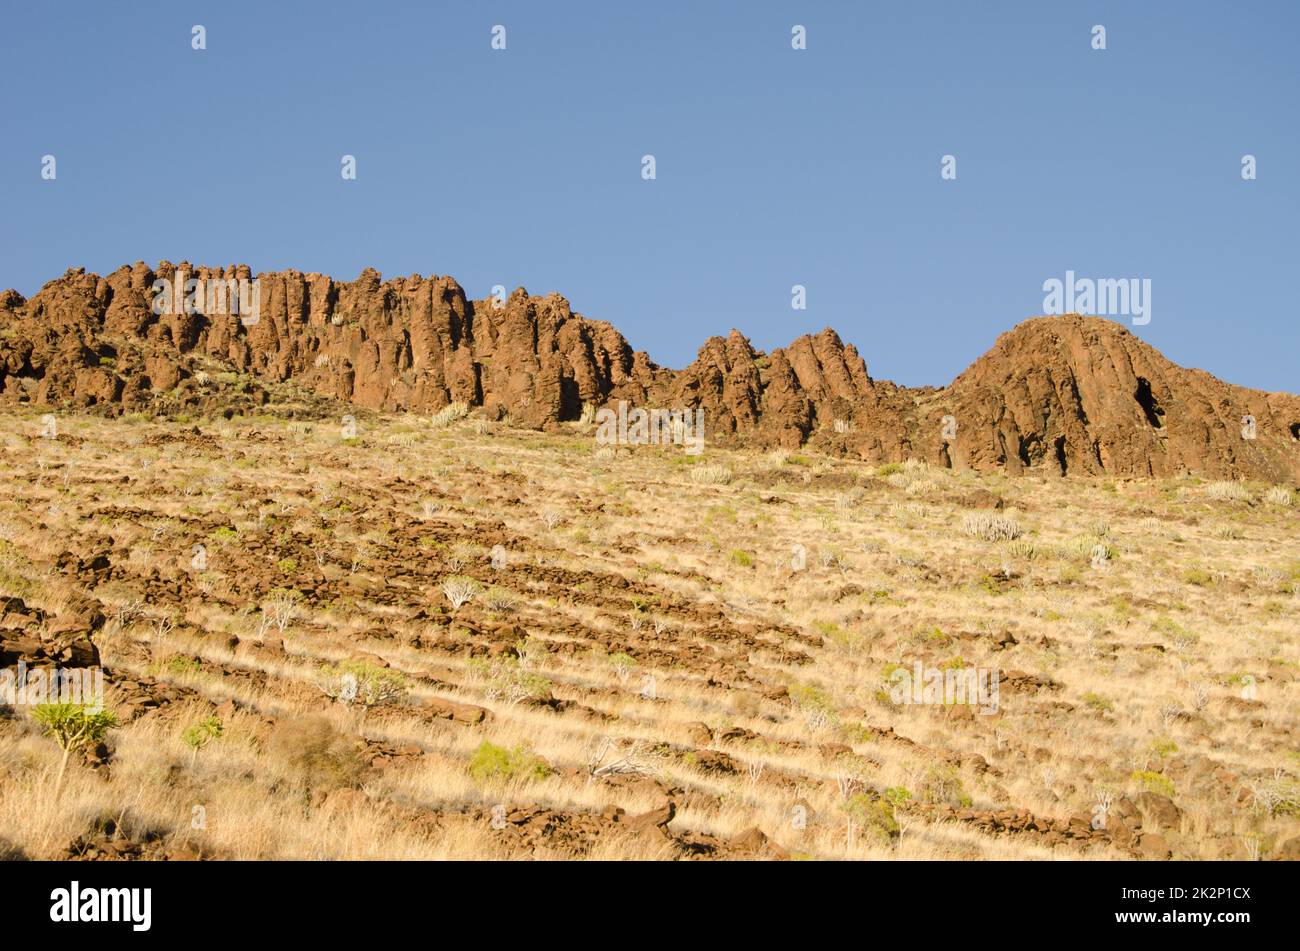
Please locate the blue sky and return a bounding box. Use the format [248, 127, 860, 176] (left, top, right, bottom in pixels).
[2, 1, 1296, 391]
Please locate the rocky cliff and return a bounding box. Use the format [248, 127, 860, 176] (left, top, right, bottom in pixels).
[2, 263, 1297, 481]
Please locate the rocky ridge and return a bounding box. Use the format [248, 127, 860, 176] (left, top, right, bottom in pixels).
[2, 263, 1297, 481]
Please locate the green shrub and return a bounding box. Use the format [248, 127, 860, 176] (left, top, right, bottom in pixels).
[155, 655, 202, 678]
[430, 402, 470, 428]
[1149, 738, 1178, 760]
[962, 512, 1022, 542]
[1131, 770, 1176, 798]
[181, 715, 223, 766]
[842, 792, 899, 843]
[468, 741, 550, 785]
[788, 682, 835, 713]
[32, 702, 117, 799]
[1005, 539, 1038, 560]
[1083, 692, 1113, 713]
[918, 764, 969, 808]
[317, 660, 408, 711]
[471, 655, 553, 704]
[1153, 616, 1198, 644]
[813, 620, 859, 651]
[883, 786, 913, 807]
[608, 652, 637, 676]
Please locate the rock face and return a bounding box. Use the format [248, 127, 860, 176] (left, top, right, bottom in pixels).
[0, 596, 102, 669]
[2, 263, 1298, 480]
[935, 317, 1300, 481]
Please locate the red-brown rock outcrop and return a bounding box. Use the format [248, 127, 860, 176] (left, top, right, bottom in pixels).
[2, 264, 1297, 480]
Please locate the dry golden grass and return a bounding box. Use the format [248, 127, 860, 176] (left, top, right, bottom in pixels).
[0, 406, 1297, 861]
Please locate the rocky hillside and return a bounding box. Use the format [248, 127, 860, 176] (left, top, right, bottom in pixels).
[2, 263, 1297, 481]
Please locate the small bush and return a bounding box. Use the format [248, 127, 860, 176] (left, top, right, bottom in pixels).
[1148, 738, 1178, 760]
[1264, 486, 1293, 507]
[886, 464, 939, 495]
[789, 682, 838, 730]
[268, 716, 367, 791]
[481, 587, 518, 613]
[607, 652, 637, 680]
[789, 682, 835, 713]
[317, 660, 408, 710]
[1083, 692, 1114, 713]
[1204, 481, 1251, 503]
[473, 655, 553, 705]
[883, 786, 913, 807]
[1004, 539, 1038, 560]
[181, 715, 223, 765]
[430, 402, 470, 428]
[842, 793, 899, 843]
[690, 464, 733, 485]
[918, 764, 970, 808]
[468, 741, 550, 785]
[32, 702, 117, 798]
[1058, 534, 1112, 561]
[442, 576, 481, 609]
[1153, 615, 1196, 642]
[962, 512, 1022, 542]
[1247, 770, 1300, 817]
[1131, 769, 1176, 798]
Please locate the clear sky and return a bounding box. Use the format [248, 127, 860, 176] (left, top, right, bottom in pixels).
[2, 1, 1296, 391]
